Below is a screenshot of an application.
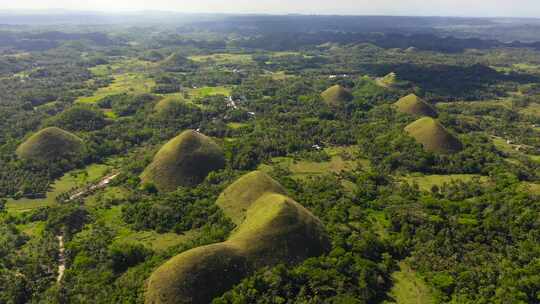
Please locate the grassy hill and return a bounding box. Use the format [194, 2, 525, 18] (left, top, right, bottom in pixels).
[229, 193, 330, 268]
[404, 117, 462, 154]
[145, 172, 330, 304]
[16, 127, 84, 162]
[321, 85, 353, 106]
[160, 53, 196, 72]
[215, 171, 287, 225]
[377, 72, 399, 88]
[394, 94, 438, 118]
[153, 96, 183, 114]
[140, 130, 225, 192]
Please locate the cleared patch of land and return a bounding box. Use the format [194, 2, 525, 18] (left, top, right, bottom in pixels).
[402, 174, 487, 191]
[519, 102, 540, 117]
[521, 182, 540, 195]
[6, 163, 110, 213]
[188, 86, 231, 98]
[189, 53, 253, 65]
[385, 262, 435, 304]
[227, 122, 249, 129]
[16, 221, 46, 237]
[77, 73, 155, 104]
[95, 206, 200, 251]
[259, 146, 368, 180]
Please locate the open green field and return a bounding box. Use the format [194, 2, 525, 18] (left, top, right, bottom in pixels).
[258, 146, 368, 185]
[520, 102, 540, 117]
[521, 182, 540, 195]
[259, 146, 367, 178]
[385, 262, 435, 304]
[227, 122, 249, 129]
[76, 73, 155, 104]
[402, 174, 487, 191]
[16, 220, 46, 237]
[269, 71, 294, 80]
[96, 206, 200, 251]
[189, 53, 253, 65]
[90, 58, 155, 75]
[492, 136, 539, 163]
[512, 63, 540, 73]
[6, 163, 111, 213]
[188, 86, 231, 98]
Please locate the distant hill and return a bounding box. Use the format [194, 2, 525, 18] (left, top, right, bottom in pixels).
[394, 94, 438, 118]
[321, 85, 353, 106]
[153, 96, 183, 114]
[404, 117, 462, 154]
[46, 106, 107, 132]
[378, 72, 398, 87]
[145, 172, 330, 304]
[160, 53, 197, 72]
[16, 127, 83, 162]
[141, 130, 225, 192]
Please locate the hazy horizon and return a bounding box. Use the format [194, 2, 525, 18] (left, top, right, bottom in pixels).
[1, 0, 540, 18]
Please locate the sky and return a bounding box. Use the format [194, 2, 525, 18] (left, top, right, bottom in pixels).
[1, 0, 540, 18]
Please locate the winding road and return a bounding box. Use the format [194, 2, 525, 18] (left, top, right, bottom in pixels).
[57, 172, 119, 283]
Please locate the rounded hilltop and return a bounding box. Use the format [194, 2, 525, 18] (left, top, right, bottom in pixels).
[394, 94, 438, 118]
[229, 192, 330, 268]
[215, 170, 287, 225]
[404, 117, 462, 154]
[153, 96, 183, 114]
[145, 171, 330, 304]
[145, 243, 247, 304]
[161, 53, 195, 72]
[140, 130, 225, 192]
[321, 84, 353, 106]
[16, 127, 84, 162]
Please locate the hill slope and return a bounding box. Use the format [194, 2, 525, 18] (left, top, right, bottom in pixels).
[153, 96, 183, 114]
[145, 172, 330, 304]
[394, 94, 438, 118]
[141, 130, 225, 192]
[216, 170, 287, 225]
[404, 117, 462, 153]
[16, 127, 84, 162]
[321, 85, 353, 106]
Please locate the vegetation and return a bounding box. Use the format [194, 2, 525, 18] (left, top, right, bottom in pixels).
[16, 127, 84, 163]
[146, 173, 330, 304]
[321, 84, 353, 106]
[404, 117, 463, 154]
[0, 14, 539, 304]
[215, 171, 287, 224]
[141, 130, 225, 192]
[394, 94, 438, 118]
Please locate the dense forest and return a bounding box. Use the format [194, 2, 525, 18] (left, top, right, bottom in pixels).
[0, 14, 539, 304]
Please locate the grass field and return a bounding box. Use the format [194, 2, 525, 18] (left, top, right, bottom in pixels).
[513, 63, 540, 73]
[227, 122, 249, 129]
[16, 221, 46, 237]
[368, 210, 390, 239]
[189, 53, 253, 65]
[188, 86, 231, 98]
[402, 174, 487, 191]
[6, 163, 111, 213]
[269, 71, 294, 80]
[521, 182, 540, 195]
[520, 102, 540, 117]
[385, 262, 435, 304]
[85, 186, 130, 206]
[492, 136, 539, 163]
[259, 146, 368, 181]
[96, 206, 200, 251]
[76, 73, 155, 104]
